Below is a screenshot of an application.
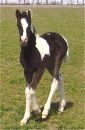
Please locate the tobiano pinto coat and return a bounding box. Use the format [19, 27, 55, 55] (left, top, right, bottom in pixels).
[16, 9, 69, 125]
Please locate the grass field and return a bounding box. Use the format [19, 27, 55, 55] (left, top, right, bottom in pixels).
[0, 6, 85, 129]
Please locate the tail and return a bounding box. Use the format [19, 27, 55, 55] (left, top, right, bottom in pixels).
[64, 47, 69, 62]
[62, 35, 69, 62]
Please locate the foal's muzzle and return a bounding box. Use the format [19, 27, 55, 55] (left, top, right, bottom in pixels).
[21, 36, 28, 46]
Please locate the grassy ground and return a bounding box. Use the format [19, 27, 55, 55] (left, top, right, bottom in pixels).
[0, 6, 85, 129]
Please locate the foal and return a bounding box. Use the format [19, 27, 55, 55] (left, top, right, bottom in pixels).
[16, 9, 69, 125]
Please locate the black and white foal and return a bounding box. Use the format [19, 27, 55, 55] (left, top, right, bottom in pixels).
[16, 9, 69, 125]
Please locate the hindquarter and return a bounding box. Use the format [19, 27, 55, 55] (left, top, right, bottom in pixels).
[41, 32, 68, 76]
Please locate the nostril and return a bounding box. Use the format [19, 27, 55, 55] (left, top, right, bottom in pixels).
[21, 36, 28, 43]
[25, 38, 27, 41]
[25, 38, 28, 42]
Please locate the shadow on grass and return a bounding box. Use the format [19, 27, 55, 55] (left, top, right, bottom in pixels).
[31, 101, 74, 122]
[51, 101, 74, 112]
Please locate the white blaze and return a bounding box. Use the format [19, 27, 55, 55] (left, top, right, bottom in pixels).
[21, 18, 28, 42]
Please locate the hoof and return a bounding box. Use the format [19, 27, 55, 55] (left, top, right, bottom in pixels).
[42, 114, 48, 119]
[20, 119, 27, 126]
[58, 101, 66, 113]
[58, 111, 63, 115]
[58, 107, 64, 113]
[35, 114, 49, 122]
[35, 117, 48, 122]
[20, 122, 25, 126]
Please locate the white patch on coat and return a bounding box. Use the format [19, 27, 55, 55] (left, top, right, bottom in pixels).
[21, 18, 28, 42]
[36, 34, 50, 60]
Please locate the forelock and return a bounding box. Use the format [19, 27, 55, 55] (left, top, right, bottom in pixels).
[22, 11, 28, 18]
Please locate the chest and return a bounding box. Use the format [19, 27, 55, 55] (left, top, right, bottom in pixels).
[20, 47, 42, 71]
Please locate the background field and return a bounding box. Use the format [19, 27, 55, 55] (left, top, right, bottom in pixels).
[0, 6, 84, 129]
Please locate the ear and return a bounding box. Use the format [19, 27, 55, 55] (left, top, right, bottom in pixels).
[16, 9, 21, 18]
[28, 9, 32, 23]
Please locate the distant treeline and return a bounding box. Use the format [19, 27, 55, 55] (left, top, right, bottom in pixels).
[0, 0, 84, 5]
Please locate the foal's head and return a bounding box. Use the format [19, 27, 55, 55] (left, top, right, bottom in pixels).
[16, 9, 33, 46]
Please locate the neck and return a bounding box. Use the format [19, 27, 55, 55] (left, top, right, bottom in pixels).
[29, 31, 36, 47]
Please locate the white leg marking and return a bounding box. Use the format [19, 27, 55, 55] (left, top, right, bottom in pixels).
[20, 87, 35, 125]
[42, 78, 58, 119]
[58, 74, 66, 112]
[31, 94, 41, 114]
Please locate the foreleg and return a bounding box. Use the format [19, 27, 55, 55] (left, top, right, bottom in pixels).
[20, 87, 35, 125]
[20, 67, 44, 125]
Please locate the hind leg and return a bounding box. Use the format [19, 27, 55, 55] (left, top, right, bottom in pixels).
[42, 55, 65, 119]
[31, 94, 41, 114]
[42, 77, 59, 119]
[58, 74, 66, 112]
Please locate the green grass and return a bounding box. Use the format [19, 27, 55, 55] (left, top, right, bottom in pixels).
[0, 6, 85, 129]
